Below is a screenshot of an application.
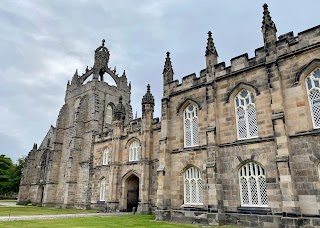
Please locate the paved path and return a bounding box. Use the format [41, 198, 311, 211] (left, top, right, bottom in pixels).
[0, 202, 21, 207]
[0, 212, 132, 221]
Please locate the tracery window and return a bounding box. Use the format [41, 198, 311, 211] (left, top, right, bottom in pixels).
[239, 162, 268, 207]
[100, 177, 106, 201]
[129, 141, 139, 162]
[184, 104, 199, 147]
[235, 89, 258, 140]
[102, 148, 109, 165]
[184, 167, 203, 205]
[306, 69, 320, 128]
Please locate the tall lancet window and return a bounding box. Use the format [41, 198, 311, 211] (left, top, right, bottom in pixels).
[184, 104, 199, 147]
[129, 141, 139, 162]
[235, 90, 258, 140]
[306, 69, 320, 128]
[184, 167, 203, 205]
[100, 177, 106, 201]
[102, 148, 109, 165]
[239, 162, 268, 207]
[105, 105, 113, 125]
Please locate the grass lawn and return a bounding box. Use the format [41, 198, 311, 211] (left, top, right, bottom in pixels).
[0, 215, 238, 228]
[0, 200, 16, 202]
[0, 206, 99, 216]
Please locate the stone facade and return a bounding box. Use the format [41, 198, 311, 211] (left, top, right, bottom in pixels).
[18, 4, 320, 227]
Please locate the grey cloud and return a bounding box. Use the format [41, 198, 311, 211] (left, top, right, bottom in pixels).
[0, 0, 319, 162]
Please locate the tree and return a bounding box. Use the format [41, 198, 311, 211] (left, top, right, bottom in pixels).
[0, 155, 14, 195]
[0, 155, 25, 196]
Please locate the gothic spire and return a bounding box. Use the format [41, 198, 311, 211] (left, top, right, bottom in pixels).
[142, 84, 155, 106]
[32, 143, 38, 150]
[262, 3, 277, 31]
[163, 52, 174, 74]
[205, 31, 218, 57]
[71, 69, 79, 84]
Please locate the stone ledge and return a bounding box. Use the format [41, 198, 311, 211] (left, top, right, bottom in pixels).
[219, 136, 274, 147]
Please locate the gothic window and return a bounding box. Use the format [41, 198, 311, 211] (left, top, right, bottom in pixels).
[184, 167, 203, 205]
[100, 177, 106, 201]
[235, 89, 258, 140]
[129, 140, 140, 162]
[239, 162, 268, 207]
[39, 152, 48, 182]
[306, 69, 320, 128]
[184, 104, 199, 147]
[102, 148, 109, 165]
[105, 105, 113, 124]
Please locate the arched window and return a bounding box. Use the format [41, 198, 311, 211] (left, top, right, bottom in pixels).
[100, 177, 106, 201]
[184, 104, 199, 147]
[239, 162, 268, 207]
[184, 167, 203, 205]
[105, 105, 113, 124]
[318, 162, 320, 180]
[306, 68, 320, 128]
[102, 148, 109, 165]
[235, 89, 258, 140]
[129, 141, 139, 162]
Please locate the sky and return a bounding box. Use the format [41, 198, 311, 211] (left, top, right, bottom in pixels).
[0, 0, 319, 162]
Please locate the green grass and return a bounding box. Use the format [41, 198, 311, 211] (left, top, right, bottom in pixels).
[0, 200, 16, 202]
[0, 206, 99, 216]
[0, 215, 238, 228]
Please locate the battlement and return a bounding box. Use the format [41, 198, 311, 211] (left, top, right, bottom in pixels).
[164, 25, 319, 96]
[65, 79, 130, 102]
[213, 25, 320, 79]
[166, 72, 207, 95]
[94, 117, 161, 143]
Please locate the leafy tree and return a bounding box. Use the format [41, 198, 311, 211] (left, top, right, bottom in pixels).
[0, 155, 14, 194]
[0, 155, 25, 195]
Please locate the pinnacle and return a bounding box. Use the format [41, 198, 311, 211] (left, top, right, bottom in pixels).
[205, 31, 218, 57]
[262, 3, 276, 30]
[163, 52, 174, 74]
[142, 84, 154, 106]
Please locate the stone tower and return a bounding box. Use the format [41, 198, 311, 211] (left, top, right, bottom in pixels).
[19, 40, 133, 209]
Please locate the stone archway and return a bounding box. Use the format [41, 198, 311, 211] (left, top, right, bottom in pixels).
[37, 185, 44, 204]
[125, 175, 139, 212]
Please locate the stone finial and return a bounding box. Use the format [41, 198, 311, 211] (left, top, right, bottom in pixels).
[163, 51, 174, 74]
[113, 96, 126, 121]
[33, 143, 38, 150]
[142, 84, 155, 106]
[95, 39, 109, 54]
[262, 3, 277, 31]
[205, 31, 218, 57]
[71, 69, 79, 84]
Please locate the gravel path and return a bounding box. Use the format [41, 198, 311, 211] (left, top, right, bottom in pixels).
[0, 212, 132, 221]
[0, 202, 21, 207]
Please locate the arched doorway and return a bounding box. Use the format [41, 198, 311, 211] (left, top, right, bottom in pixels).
[126, 175, 139, 212]
[37, 185, 44, 204]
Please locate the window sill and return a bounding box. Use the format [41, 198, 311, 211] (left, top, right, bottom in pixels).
[237, 206, 271, 215]
[181, 204, 204, 208]
[127, 161, 139, 165]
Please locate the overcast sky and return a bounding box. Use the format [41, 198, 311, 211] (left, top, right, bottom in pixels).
[0, 0, 319, 162]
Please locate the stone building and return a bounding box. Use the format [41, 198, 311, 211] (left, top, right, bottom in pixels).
[18, 4, 320, 227]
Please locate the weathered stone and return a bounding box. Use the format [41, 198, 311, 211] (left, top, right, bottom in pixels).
[18, 4, 320, 228]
